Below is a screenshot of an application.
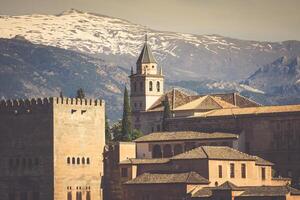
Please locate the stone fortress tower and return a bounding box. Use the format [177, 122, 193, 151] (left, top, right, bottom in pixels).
[129, 36, 164, 131]
[0, 97, 105, 200]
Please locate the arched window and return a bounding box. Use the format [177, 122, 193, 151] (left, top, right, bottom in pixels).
[35, 158, 39, 166]
[174, 144, 183, 155]
[28, 158, 32, 169]
[149, 81, 153, 91]
[133, 82, 137, 92]
[87, 158, 90, 164]
[163, 144, 173, 158]
[22, 158, 26, 169]
[72, 157, 75, 164]
[67, 157, 70, 164]
[152, 145, 162, 158]
[156, 81, 160, 92]
[82, 157, 85, 164]
[140, 82, 143, 91]
[77, 158, 80, 164]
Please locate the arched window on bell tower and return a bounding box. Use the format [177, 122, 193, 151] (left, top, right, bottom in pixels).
[149, 81, 153, 91]
[156, 81, 160, 92]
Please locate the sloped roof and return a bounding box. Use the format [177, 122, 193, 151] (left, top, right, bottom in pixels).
[192, 187, 212, 197]
[120, 158, 170, 165]
[125, 171, 209, 185]
[213, 181, 242, 191]
[194, 104, 300, 118]
[147, 90, 260, 112]
[148, 89, 197, 111]
[174, 95, 236, 111]
[136, 42, 157, 65]
[253, 156, 274, 166]
[239, 186, 300, 197]
[135, 131, 238, 142]
[193, 185, 300, 198]
[172, 146, 257, 161]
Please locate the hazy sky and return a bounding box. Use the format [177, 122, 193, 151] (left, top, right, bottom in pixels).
[0, 0, 299, 42]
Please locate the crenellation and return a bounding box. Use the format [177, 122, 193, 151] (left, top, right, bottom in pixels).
[0, 98, 53, 114]
[52, 97, 104, 107]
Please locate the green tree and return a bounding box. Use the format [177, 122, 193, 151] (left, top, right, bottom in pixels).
[105, 115, 112, 144]
[162, 95, 171, 131]
[76, 88, 85, 99]
[131, 129, 143, 140]
[121, 87, 132, 141]
[111, 120, 122, 141]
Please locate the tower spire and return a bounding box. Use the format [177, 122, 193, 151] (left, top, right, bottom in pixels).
[145, 33, 148, 43]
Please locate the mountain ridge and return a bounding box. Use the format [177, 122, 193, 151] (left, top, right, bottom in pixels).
[1, 10, 300, 82]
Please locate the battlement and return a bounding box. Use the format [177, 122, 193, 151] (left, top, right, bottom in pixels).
[52, 97, 104, 107]
[0, 97, 104, 114]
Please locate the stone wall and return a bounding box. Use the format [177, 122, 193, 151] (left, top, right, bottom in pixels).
[0, 98, 54, 200]
[0, 97, 105, 200]
[53, 97, 105, 200]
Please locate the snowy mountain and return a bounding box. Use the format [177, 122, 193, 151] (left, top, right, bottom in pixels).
[1, 9, 300, 81]
[1, 10, 300, 121]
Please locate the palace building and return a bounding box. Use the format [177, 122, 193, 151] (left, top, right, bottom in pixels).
[130, 38, 300, 187]
[0, 97, 105, 200]
[104, 132, 300, 200]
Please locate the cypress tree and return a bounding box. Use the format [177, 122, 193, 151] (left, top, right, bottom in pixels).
[162, 95, 171, 131]
[76, 88, 85, 99]
[105, 114, 112, 144]
[121, 87, 132, 141]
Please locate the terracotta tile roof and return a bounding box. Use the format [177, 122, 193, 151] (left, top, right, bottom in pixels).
[174, 95, 236, 111]
[125, 171, 210, 185]
[120, 158, 170, 165]
[148, 89, 197, 111]
[194, 104, 300, 118]
[253, 156, 274, 166]
[134, 131, 239, 142]
[192, 187, 212, 197]
[239, 186, 300, 197]
[213, 181, 242, 191]
[172, 146, 257, 161]
[147, 90, 260, 112]
[193, 185, 300, 197]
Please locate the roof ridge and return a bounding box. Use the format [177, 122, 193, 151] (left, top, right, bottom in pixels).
[235, 93, 262, 106]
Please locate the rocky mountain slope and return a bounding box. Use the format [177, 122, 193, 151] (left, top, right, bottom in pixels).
[0, 37, 128, 120]
[1, 10, 300, 121]
[242, 56, 300, 104]
[1, 9, 300, 81]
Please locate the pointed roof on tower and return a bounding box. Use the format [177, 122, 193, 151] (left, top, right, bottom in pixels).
[136, 35, 157, 65]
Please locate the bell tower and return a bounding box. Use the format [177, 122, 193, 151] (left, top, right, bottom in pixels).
[130, 36, 164, 128]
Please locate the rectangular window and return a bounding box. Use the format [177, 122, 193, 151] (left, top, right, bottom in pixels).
[121, 167, 128, 177]
[86, 191, 91, 200]
[218, 165, 222, 178]
[76, 192, 82, 200]
[230, 163, 235, 178]
[67, 192, 72, 200]
[262, 167, 266, 180]
[241, 164, 246, 178]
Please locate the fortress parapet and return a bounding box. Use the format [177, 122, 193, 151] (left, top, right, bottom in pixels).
[52, 97, 104, 107]
[0, 97, 104, 114]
